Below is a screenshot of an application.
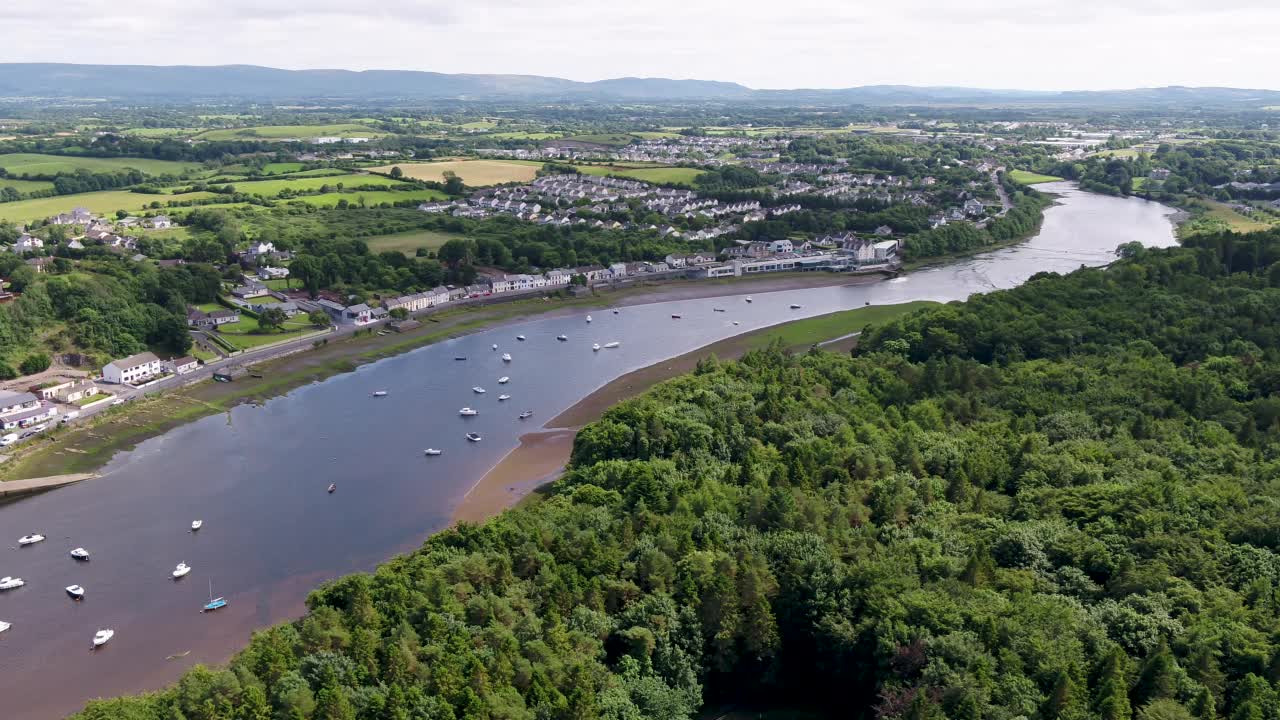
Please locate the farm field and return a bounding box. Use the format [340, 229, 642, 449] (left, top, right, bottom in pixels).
[630, 131, 682, 139]
[193, 124, 385, 141]
[276, 189, 447, 208]
[123, 128, 197, 138]
[367, 160, 540, 186]
[1092, 148, 1142, 159]
[459, 120, 498, 130]
[362, 228, 465, 255]
[259, 162, 305, 174]
[0, 178, 56, 195]
[0, 153, 203, 177]
[486, 132, 562, 140]
[221, 174, 411, 198]
[1007, 170, 1064, 185]
[0, 190, 218, 224]
[560, 133, 640, 147]
[574, 165, 704, 185]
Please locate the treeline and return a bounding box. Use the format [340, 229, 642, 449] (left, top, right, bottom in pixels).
[75, 227, 1280, 720]
[0, 252, 214, 372]
[901, 193, 1047, 261]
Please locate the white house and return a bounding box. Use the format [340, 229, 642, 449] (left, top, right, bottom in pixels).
[0, 390, 56, 430]
[148, 215, 173, 229]
[873, 240, 899, 260]
[768, 239, 794, 254]
[11, 234, 43, 254]
[102, 352, 163, 385]
[544, 269, 571, 286]
[172, 356, 198, 375]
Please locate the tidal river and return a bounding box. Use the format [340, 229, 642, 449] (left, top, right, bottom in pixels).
[0, 183, 1177, 719]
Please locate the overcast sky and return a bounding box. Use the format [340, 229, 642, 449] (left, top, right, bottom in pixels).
[1, 0, 1276, 91]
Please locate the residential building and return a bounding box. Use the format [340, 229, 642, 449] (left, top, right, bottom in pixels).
[11, 234, 43, 254]
[964, 199, 987, 216]
[0, 390, 56, 430]
[187, 307, 241, 328]
[148, 215, 173, 229]
[873, 240, 900, 260]
[258, 266, 290, 280]
[173, 357, 199, 374]
[874, 225, 894, 237]
[344, 304, 375, 325]
[52, 380, 101, 404]
[102, 352, 163, 385]
[544, 269, 572, 286]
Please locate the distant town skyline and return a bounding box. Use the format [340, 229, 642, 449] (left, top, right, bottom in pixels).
[1, 0, 1277, 92]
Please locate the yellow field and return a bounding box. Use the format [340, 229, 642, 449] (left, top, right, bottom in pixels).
[367, 160, 540, 186]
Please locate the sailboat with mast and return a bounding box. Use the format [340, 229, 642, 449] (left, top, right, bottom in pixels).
[201, 579, 227, 612]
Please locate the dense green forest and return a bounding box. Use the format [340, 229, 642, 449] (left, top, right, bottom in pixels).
[75, 227, 1280, 720]
[902, 192, 1049, 261]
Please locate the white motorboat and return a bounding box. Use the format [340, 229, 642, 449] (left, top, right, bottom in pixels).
[498, 394, 510, 401]
[612, 309, 619, 314]
[592, 343, 601, 352]
[745, 297, 752, 303]
[66, 584, 85, 600]
[603, 341, 620, 349]
[424, 448, 443, 456]
[173, 562, 191, 579]
[372, 390, 388, 397]
[518, 411, 533, 420]
[459, 407, 478, 416]
[502, 353, 512, 362]
[473, 386, 486, 394]
[0, 577, 24, 591]
[516, 335, 526, 341]
[0, 620, 9, 634]
[465, 432, 482, 442]
[498, 376, 510, 384]
[790, 304, 802, 309]
[492, 344, 498, 350]
[70, 547, 90, 560]
[93, 629, 114, 647]
[18, 533, 45, 546]
[191, 520, 203, 531]
[586, 315, 592, 323]
[557, 334, 568, 341]
[733, 321, 740, 325]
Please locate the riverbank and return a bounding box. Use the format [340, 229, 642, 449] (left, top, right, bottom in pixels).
[449, 300, 937, 523]
[0, 271, 870, 482]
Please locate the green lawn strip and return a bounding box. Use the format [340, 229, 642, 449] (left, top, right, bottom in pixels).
[1007, 170, 1064, 185]
[363, 228, 464, 255]
[745, 301, 939, 350]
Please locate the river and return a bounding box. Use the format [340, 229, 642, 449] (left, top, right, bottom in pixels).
[0, 183, 1177, 719]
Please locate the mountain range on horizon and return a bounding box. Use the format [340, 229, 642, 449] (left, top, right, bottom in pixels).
[1, 63, 1278, 108]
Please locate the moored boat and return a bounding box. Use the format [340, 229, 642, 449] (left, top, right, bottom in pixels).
[518, 411, 533, 420]
[202, 580, 226, 612]
[327, 483, 336, 493]
[70, 547, 90, 560]
[92, 629, 114, 647]
[790, 303, 802, 309]
[372, 390, 388, 397]
[0, 576, 25, 591]
[191, 520, 202, 531]
[498, 376, 509, 384]
[714, 308, 725, 312]
[454, 356, 467, 361]
[18, 533, 45, 546]
[603, 341, 620, 349]
[733, 321, 740, 325]
[592, 343, 601, 351]
[459, 407, 478, 416]
[516, 335, 526, 341]
[492, 344, 498, 350]
[501, 353, 512, 362]
[0, 620, 10, 634]
[173, 562, 191, 579]
[671, 314, 682, 319]
[424, 448, 442, 456]
[586, 315, 592, 323]
[465, 432, 482, 442]
[557, 335, 568, 341]
[66, 584, 85, 600]
[498, 394, 510, 401]
[473, 386, 486, 394]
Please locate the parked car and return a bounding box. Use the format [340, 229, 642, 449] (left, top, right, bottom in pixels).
[60, 411, 80, 423]
[0, 433, 17, 446]
[111, 398, 125, 406]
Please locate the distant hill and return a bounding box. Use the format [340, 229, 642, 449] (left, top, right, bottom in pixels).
[0, 63, 1277, 107]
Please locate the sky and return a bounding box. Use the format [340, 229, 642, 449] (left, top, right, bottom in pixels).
[1, 0, 1277, 91]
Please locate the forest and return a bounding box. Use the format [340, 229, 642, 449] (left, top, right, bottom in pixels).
[73, 227, 1280, 720]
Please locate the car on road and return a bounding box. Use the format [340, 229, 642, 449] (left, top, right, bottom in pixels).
[0, 433, 17, 446]
[111, 398, 126, 406]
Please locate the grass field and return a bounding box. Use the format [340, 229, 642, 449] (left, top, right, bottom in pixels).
[259, 162, 305, 174]
[0, 178, 56, 195]
[1179, 200, 1277, 238]
[363, 229, 465, 255]
[194, 124, 385, 141]
[1092, 149, 1142, 159]
[367, 160, 540, 186]
[277, 189, 447, 208]
[486, 132, 562, 140]
[575, 165, 705, 186]
[749, 301, 939, 350]
[459, 120, 498, 130]
[1008, 170, 1064, 185]
[561, 133, 640, 147]
[0, 153, 202, 177]
[224, 174, 411, 198]
[0, 190, 217, 224]
[123, 128, 197, 138]
[631, 131, 682, 139]
[1131, 177, 1149, 191]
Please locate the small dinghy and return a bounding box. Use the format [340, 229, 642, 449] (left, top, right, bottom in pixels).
[18, 533, 45, 546]
[519, 411, 533, 420]
[173, 562, 191, 579]
[191, 520, 202, 531]
[502, 353, 512, 362]
[372, 390, 388, 397]
[612, 309, 620, 314]
[424, 448, 442, 456]
[454, 356, 467, 361]
[492, 344, 498, 350]
[459, 407, 478, 416]
[714, 308, 726, 312]
[498, 376, 510, 384]
[473, 386, 486, 394]
[604, 341, 620, 349]
[557, 335, 568, 341]
[592, 343, 601, 352]
[733, 321, 740, 325]
[586, 315, 593, 323]
[0, 620, 10, 634]
[465, 432, 482, 442]
[671, 314, 682, 319]
[0, 577, 25, 591]
[516, 335, 526, 341]
[327, 483, 336, 494]
[498, 394, 510, 401]
[70, 547, 90, 561]
[745, 297, 753, 303]
[66, 585, 85, 600]
[93, 629, 114, 648]
[790, 304, 802, 309]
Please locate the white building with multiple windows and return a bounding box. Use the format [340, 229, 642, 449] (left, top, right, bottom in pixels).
[102, 352, 163, 385]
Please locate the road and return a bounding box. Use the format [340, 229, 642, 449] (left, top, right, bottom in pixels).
[993, 171, 1013, 214]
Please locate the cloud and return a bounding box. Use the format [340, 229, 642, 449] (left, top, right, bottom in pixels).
[0, 0, 1276, 90]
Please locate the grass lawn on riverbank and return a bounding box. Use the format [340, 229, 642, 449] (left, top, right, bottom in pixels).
[1008, 170, 1063, 185]
[749, 301, 939, 350]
